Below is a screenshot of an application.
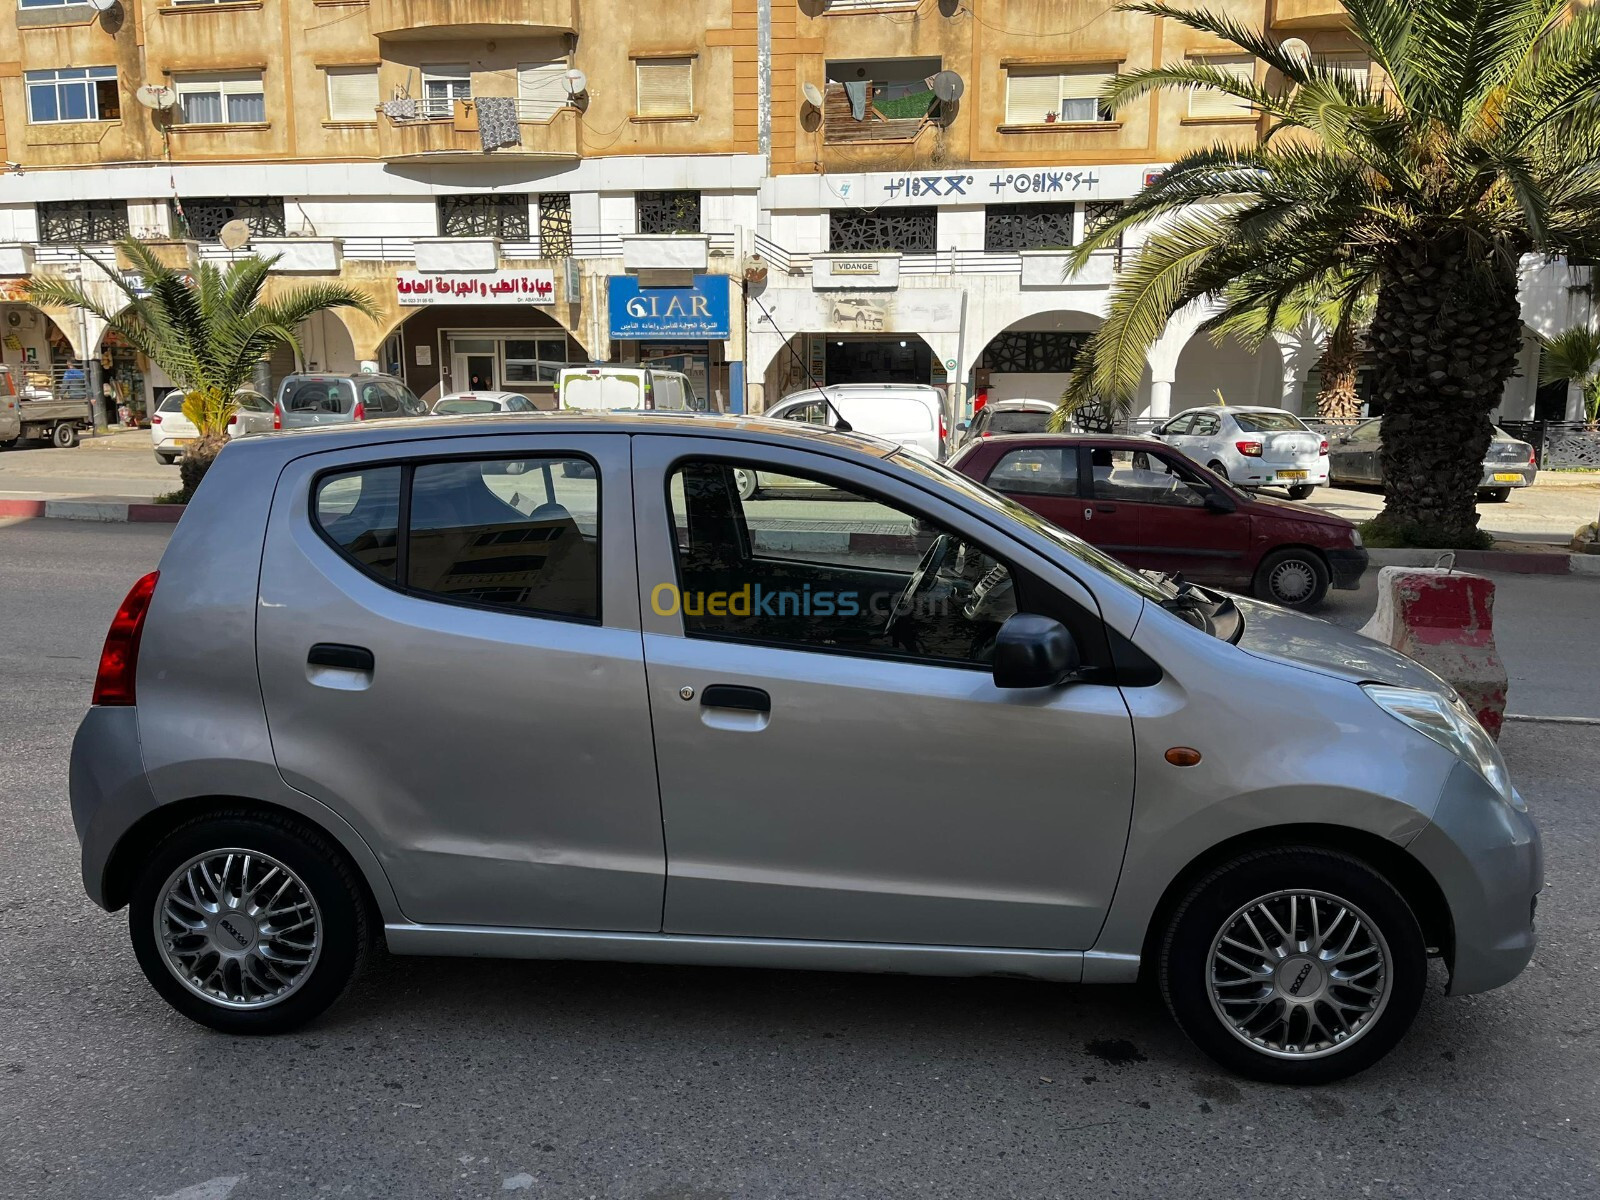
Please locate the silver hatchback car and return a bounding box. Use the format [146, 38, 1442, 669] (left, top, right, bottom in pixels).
[69, 412, 1541, 1083]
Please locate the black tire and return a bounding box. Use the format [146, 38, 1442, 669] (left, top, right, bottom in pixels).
[128, 810, 369, 1034]
[1253, 547, 1330, 608]
[52, 422, 79, 449]
[1208, 460, 1230, 482]
[1482, 488, 1512, 503]
[1286, 484, 1316, 500]
[154, 449, 176, 466]
[1159, 847, 1427, 1085]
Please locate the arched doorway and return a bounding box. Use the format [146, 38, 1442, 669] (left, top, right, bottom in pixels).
[1172, 331, 1287, 412]
[377, 303, 589, 408]
[973, 310, 1100, 408]
[757, 331, 943, 405]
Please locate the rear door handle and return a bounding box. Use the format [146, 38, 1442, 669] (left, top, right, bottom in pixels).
[308, 643, 374, 672]
[700, 684, 770, 713]
[1096, 504, 1117, 513]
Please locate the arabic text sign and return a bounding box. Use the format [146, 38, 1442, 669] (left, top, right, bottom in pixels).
[396, 271, 556, 305]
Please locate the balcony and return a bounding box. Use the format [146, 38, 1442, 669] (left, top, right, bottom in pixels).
[370, 0, 576, 40]
[1270, 0, 1351, 29]
[377, 108, 580, 164]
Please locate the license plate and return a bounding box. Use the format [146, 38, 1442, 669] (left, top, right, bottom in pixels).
[1279, 470, 1308, 480]
[174, 438, 194, 447]
[1492, 472, 1521, 483]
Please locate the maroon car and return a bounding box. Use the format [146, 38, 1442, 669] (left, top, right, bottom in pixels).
[949, 434, 1367, 608]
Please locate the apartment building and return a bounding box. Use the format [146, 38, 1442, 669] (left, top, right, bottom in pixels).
[0, 0, 1590, 422]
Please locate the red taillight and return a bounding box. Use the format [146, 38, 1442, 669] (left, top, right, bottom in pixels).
[1319, 438, 1329, 456]
[228, 412, 238, 426]
[151, 414, 162, 425]
[93, 571, 158, 707]
[1236, 440, 1263, 457]
[979, 431, 991, 438]
[353, 400, 366, 420]
[273, 405, 282, 431]
[1529, 448, 1537, 465]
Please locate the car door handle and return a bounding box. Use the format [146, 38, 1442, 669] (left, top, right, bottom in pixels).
[700, 684, 770, 713]
[1096, 504, 1117, 513]
[308, 643, 374, 672]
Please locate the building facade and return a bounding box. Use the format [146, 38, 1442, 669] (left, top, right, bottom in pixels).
[1, 0, 1592, 423]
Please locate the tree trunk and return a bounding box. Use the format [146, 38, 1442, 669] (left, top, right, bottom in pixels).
[1315, 319, 1363, 423]
[1366, 232, 1525, 548]
[177, 433, 227, 501]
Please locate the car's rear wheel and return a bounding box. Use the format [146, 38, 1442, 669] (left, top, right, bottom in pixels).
[1286, 484, 1316, 500]
[154, 450, 176, 466]
[733, 467, 759, 501]
[1160, 847, 1427, 1084]
[1208, 460, 1230, 482]
[128, 811, 369, 1034]
[1253, 548, 1330, 608]
[52, 422, 79, 449]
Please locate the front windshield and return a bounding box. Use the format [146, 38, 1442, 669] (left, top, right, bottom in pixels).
[891, 451, 1178, 603]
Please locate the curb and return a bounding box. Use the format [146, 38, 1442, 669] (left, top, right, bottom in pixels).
[0, 498, 183, 523]
[1367, 547, 1600, 577]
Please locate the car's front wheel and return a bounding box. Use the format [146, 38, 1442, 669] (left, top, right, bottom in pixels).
[1160, 847, 1427, 1084]
[128, 811, 369, 1034]
[733, 467, 759, 501]
[1482, 488, 1512, 503]
[1253, 547, 1330, 608]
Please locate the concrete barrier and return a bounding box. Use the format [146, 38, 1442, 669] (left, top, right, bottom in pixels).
[1359, 566, 1508, 739]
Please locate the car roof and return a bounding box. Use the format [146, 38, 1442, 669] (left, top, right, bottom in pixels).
[986, 399, 1058, 412]
[438, 391, 518, 401]
[956, 432, 1162, 453]
[220, 409, 908, 461]
[282, 373, 406, 384]
[781, 383, 941, 399]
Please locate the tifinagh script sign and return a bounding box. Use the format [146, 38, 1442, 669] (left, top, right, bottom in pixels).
[829, 167, 1105, 205]
[396, 271, 555, 305]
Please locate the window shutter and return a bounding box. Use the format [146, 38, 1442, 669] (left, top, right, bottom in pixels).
[636, 58, 693, 117]
[326, 67, 379, 122]
[1058, 67, 1111, 101]
[518, 61, 569, 121]
[1324, 55, 1370, 89]
[1188, 54, 1254, 118]
[1005, 72, 1062, 125]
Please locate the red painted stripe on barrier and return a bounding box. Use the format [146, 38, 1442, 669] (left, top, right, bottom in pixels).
[0, 499, 48, 519]
[127, 504, 185, 523]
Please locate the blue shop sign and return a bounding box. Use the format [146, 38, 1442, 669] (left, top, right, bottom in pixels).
[608, 274, 731, 340]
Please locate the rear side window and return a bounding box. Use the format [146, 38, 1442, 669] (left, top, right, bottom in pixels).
[312, 457, 600, 622]
[284, 380, 354, 414]
[236, 392, 273, 413]
[315, 467, 402, 582]
[988, 447, 1078, 496]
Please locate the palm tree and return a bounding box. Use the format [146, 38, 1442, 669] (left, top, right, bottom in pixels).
[27, 238, 376, 497]
[1538, 325, 1600, 425]
[1063, 0, 1600, 548]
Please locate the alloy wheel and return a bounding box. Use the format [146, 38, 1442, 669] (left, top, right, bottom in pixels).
[1207, 889, 1392, 1059]
[154, 849, 323, 1010]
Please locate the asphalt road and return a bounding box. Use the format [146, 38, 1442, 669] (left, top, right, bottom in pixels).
[2, 519, 1597, 1199]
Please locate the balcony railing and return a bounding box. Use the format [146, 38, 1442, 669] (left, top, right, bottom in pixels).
[377, 108, 581, 163]
[752, 236, 1121, 278]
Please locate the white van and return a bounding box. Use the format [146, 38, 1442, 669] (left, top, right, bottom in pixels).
[767, 383, 946, 458]
[556, 366, 701, 413]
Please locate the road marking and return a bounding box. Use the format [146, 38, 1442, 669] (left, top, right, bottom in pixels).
[1504, 714, 1600, 727]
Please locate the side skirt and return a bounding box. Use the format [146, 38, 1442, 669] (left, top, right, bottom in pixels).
[384, 924, 1104, 983]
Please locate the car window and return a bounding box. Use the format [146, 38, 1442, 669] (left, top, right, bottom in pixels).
[284, 379, 354, 414]
[509, 396, 536, 412]
[313, 466, 402, 582]
[313, 457, 600, 620]
[1350, 420, 1381, 443]
[390, 383, 429, 416]
[158, 392, 186, 413]
[988, 447, 1078, 496]
[664, 458, 1018, 668]
[1189, 414, 1222, 436]
[235, 392, 273, 413]
[1233, 410, 1306, 433]
[1090, 448, 1209, 507]
[780, 401, 828, 425]
[435, 399, 500, 415]
[987, 410, 1052, 435]
[1159, 413, 1194, 436]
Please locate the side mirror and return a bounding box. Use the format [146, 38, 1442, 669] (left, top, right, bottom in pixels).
[1204, 490, 1236, 514]
[992, 613, 1080, 689]
[956, 420, 970, 432]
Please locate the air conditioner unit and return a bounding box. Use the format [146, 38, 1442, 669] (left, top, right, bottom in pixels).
[4, 307, 39, 330]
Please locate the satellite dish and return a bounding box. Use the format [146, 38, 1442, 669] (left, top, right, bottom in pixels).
[86, 0, 118, 10]
[802, 81, 824, 108]
[218, 220, 252, 250]
[931, 71, 964, 103]
[564, 68, 588, 95]
[135, 84, 176, 110]
[1280, 38, 1313, 65]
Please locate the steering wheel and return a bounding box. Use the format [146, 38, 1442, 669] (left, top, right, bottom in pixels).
[884, 534, 953, 637]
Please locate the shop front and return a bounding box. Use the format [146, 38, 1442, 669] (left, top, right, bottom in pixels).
[607, 274, 738, 412]
[392, 269, 583, 407]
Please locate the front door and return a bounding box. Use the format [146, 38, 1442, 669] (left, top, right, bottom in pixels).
[256, 433, 666, 931]
[631, 436, 1136, 950]
[1085, 446, 1251, 584]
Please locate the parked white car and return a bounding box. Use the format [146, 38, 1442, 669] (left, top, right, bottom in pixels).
[151, 389, 275, 465]
[769, 383, 945, 457]
[953, 398, 1058, 451]
[556, 366, 701, 413]
[432, 391, 541, 415]
[1151, 405, 1329, 499]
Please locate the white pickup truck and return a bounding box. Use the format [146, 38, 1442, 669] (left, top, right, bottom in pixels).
[1, 365, 93, 449]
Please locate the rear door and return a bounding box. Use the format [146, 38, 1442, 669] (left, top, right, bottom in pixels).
[980, 443, 1089, 539]
[256, 433, 665, 931]
[1086, 446, 1250, 583]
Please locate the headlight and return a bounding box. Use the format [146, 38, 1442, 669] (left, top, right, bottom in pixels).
[1362, 684, 1523, 809]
